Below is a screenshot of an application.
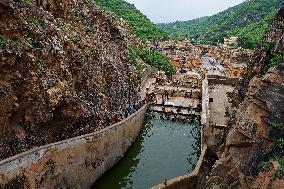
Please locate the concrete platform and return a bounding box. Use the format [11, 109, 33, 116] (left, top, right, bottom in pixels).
[155, 95, 200, 108]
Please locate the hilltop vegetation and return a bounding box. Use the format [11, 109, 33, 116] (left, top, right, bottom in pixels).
[159, 0, 282, 49]
[233, 12, 276, 49]
[96, 0, 168, 41]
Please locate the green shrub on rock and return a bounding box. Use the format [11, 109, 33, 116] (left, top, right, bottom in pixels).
[269, 52, 284, 67]
[128, 45, 175, 75]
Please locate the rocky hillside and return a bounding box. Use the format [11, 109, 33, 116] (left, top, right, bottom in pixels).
[0, 0, 142, 160]
[205, 4, 284, 189]
[159, 0, 283, 49]
[94, 0, 175, 75]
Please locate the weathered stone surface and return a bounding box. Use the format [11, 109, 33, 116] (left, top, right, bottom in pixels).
[206, 4, 284, 189]
[0, 0, 142, 160]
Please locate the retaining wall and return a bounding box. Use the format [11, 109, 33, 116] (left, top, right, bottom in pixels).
[0, 105, 147, 189]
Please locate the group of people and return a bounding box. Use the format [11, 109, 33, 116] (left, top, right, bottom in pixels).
[106, 99, 147, 127]
[145, 91, 157, 104]
[185, 91, 193, 98]
[152, 110, 200, 123]
[173, 79, 182, 87]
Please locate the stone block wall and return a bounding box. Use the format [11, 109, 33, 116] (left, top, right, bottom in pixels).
[0, 105, 147, 189]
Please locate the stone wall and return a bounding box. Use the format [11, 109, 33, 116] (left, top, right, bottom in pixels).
[0, 105, 147, 189]
[201, 76, 210, 148]
[202, 75, 239, 128]
[201, 77, 210, 127]
[207, 75, 240, 85]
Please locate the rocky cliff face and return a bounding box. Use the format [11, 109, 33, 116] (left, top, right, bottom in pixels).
[205, 4, 284, 189]
[0, 0, 141, 160]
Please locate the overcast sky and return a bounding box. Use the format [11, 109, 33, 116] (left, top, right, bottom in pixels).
[124, 0, 246, 23]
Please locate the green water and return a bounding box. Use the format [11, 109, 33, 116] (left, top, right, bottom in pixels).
[92, 113, 201, 189]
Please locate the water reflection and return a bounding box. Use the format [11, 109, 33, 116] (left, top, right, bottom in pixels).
[187, 122, 201, 172]
[92, 113, 201, 189]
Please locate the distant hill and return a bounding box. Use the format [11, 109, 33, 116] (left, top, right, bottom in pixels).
[159, 0, 283, 48]
[96, 0, 169, 41]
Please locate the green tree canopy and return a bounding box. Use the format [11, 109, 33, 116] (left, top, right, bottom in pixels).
[159, 0, 282, 49]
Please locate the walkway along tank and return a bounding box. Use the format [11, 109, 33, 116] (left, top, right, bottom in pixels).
[0, 105, 148, 189]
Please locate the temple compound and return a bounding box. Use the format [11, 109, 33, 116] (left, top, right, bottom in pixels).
[149, 39, 253, 77]
[148, 40, 256, 189]
[147, 39, 254, 148]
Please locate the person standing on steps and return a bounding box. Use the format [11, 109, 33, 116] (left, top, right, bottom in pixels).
[188, 104, 192, 114]
[210, 121, 215, 133]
